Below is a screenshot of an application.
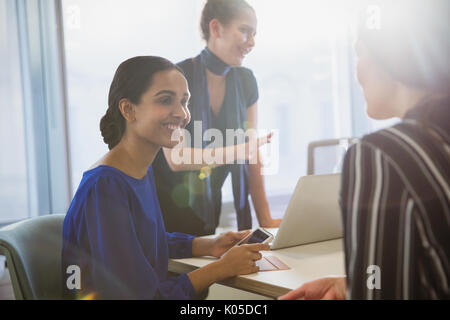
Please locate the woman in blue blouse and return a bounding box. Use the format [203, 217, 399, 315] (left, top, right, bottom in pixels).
[153, 0, 281, 237]
[62, 56, 269, 300]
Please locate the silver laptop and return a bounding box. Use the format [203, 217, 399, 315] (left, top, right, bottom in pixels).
[270, 174, 343, 250]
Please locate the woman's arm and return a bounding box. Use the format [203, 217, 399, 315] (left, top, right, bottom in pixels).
[162, 131, 272, 172]
[188, 231, 270, 295]
[246, 103, 282, 228]
[187, 242, 269, 295]
[162, 144, 235, 172]
[191, 230, 250, 257]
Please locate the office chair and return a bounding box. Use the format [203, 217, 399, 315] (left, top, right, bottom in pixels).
[0, 214, 65, 299]
[307, 138, 358, 175]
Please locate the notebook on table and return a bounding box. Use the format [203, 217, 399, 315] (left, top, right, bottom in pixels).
[256, 255, 290, 272]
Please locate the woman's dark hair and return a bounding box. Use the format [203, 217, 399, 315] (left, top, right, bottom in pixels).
[100, 56, 183, 150]
[358, 0, 450, 92]
[200, 0, 254, 42]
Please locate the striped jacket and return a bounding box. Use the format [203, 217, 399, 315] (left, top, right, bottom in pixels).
[340, 96, 450, 299]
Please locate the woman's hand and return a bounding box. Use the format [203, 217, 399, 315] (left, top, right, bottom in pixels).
[187, 242, 270, 295]
[209, 230, 251, 258]
[278, 277, 347, 300]
[218, 243, 270, 278]
[236, 131, 274, 162]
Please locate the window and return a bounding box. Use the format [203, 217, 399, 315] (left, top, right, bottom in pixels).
[0, 0, 71, 224]
[0, 0, 29, 223]
[0, 1, 410, 226]
[61, 0, 383, 207]
[245, 0, 357, 195]
[62, 0, 206, 193]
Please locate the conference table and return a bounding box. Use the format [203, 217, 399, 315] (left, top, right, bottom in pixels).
[168, 228, 345, 299]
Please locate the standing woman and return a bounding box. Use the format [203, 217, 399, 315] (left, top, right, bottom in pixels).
[153, 0, 281, 236]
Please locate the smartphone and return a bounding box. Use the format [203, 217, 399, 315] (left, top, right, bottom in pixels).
[236, 228, 274, 246]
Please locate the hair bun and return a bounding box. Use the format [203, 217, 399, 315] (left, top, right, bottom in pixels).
[200, 0, 254, 42]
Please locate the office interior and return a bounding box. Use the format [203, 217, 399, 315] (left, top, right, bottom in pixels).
[0, 0, 447, 301]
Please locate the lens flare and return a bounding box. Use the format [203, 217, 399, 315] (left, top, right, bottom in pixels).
[77, 292, 97, 300]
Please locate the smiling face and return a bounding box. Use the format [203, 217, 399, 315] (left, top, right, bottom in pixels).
[209, 8, 257, 67]
[126, 69, 191, 149]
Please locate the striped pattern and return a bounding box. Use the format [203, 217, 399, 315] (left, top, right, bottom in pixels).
[340, 97, 450, 299]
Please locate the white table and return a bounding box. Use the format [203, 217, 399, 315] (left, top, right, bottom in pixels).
[169, 229, 346, 299]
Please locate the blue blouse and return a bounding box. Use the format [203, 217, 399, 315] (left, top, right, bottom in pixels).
[61, 165, 196, 300]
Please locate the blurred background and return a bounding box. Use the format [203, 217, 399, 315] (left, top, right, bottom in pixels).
[0, 0, 399, 226]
